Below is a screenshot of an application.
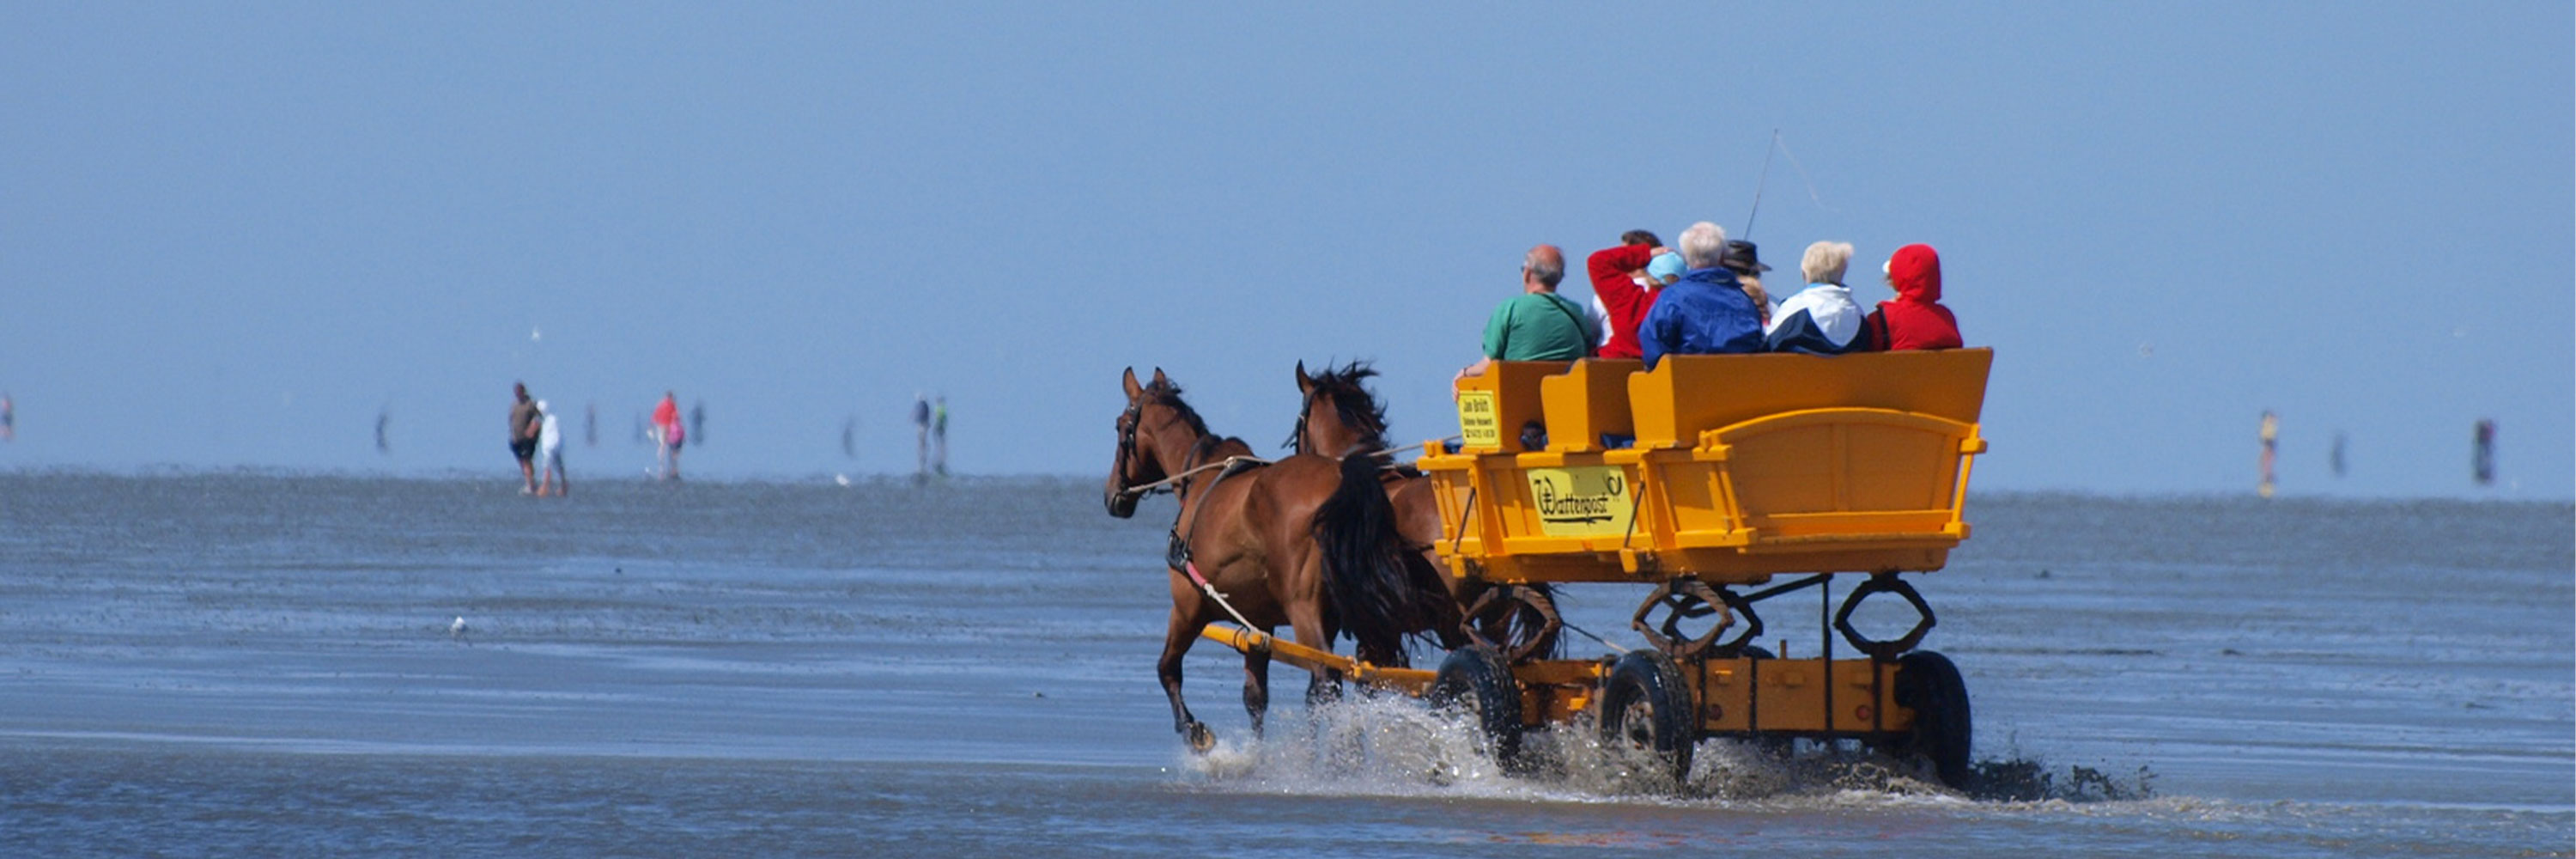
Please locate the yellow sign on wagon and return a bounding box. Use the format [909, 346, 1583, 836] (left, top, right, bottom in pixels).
[1456, 390, 1500, 448]
[1525, 466, 1633, 538]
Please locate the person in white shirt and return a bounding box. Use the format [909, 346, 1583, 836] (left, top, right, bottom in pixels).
[536, 400, 569, 497]
[1763, 241, 1866, 355]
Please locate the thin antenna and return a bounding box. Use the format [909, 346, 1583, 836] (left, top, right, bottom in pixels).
[1775, 133, 1837, 215]
[1742, 128, 1779, 239]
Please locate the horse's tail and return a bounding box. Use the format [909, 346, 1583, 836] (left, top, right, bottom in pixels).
[1312, 448, 1445, 667]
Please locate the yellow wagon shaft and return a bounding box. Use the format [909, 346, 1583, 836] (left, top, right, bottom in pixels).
[1198, 624, 1436, 697]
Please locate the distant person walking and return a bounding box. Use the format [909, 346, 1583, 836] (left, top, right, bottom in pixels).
[536, 400, 568, 497]
[2258, 410, 2279, 499]
[913, 393, 933, 476]
[653, 391, 685, 481]
[933, 396, 949, 476]
[2473, 419, 2497, 485]
[508, 383, 540, 494]
[5, 392, 18, 442]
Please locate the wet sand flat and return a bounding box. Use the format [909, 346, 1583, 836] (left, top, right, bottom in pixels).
[0, 473, 2566, 856]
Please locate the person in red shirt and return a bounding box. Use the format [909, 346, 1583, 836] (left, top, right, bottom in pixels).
[653, 391, 686, 480]
[1861, 243, 1963, 351]
[1586, 230, 1669, 360]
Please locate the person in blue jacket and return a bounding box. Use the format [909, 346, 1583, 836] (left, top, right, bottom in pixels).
[1638, 221, 1764, 369]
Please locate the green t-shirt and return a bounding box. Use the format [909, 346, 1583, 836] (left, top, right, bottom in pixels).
[1481, 292, 1596, 362]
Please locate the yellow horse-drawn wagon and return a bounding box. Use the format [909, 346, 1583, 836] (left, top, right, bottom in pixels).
[1201, 349, 1994, 788]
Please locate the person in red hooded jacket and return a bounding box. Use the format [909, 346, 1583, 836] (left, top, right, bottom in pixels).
[1862, 243, 1962, 351]
[1585, 229, 1668, 360]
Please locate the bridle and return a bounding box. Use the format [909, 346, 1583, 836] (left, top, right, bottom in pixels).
[1111, 401, 1161, 501]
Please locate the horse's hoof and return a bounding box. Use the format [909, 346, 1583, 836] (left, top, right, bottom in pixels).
[1185, 722, 1217, 754]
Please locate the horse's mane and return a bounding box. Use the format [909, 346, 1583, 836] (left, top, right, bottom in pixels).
[1287, 361, 1390, 453]
[1144, 378, 1211, 438]
[1150, 378, 1255, 463]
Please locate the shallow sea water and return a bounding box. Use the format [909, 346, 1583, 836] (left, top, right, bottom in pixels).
[0, 472, 2567, 856]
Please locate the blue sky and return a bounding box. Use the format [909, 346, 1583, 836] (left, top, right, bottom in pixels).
[3, 2, 2567, 498]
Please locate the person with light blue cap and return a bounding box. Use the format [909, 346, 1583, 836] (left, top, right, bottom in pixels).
[1583, 230, 1677, 360]
[1589, 248, 1686, 351]
[1646, 250, 1686, 283]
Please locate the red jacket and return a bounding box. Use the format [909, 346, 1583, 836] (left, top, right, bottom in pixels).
[1587, 243, 1660, 360]
[1863, 244, 1961, 351]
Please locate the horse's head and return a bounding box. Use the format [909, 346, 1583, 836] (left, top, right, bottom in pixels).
[1288, 360, 1388, 456]
[1106, 367, 1193, 518]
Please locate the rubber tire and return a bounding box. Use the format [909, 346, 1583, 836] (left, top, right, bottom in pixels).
[1430, 645, 1525, 771]
[1893, 649, 1974, 789]
[1599, 649, 1698, 786]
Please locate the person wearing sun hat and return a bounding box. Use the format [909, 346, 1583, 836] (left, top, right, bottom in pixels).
[1720, 240, 1775, 326]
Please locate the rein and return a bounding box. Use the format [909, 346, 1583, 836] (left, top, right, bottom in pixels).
[1113, 454, 1273, 501]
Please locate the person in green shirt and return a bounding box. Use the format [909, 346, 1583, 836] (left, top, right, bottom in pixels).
[1459, 244, 1598, 380]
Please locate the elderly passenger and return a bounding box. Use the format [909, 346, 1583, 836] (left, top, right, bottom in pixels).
[1763, 241, 1866, 354]
[1460, 244, 1598, 380]
[1720, 240, 1773, 326]
[1637, 222, 1764, 369]
[1860, 243, 1962, 351]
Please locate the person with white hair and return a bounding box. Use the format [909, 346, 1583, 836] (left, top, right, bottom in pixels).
[1636, 222, 1764, 369]
[1763, 241, 1866, 354]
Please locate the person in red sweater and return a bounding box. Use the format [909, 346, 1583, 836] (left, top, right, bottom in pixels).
[1586, 229, 1668, 360]
[1862, 243, 1963, 351]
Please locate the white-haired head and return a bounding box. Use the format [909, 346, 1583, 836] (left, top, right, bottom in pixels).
[1679, 222, 1728, 270]
[1801, 241, 1854, 285]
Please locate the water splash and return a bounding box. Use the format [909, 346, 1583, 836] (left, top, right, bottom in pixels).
[1176, 692, 2157, 807]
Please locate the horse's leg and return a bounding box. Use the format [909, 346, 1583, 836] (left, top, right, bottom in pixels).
[1158, 602, 1216, 752]
[1285, 600, 1342, 707]
[1242, 640, 1272, 737]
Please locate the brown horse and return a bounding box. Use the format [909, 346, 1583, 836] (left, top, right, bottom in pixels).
[1290, 361, 1560, 661]
[1105, 368, 1460, 751]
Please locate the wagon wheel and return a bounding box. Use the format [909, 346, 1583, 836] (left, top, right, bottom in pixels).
[1598, 649, 1697, 789]
[1892, 649, 1974, 790]
[1461, 584, 1561, 663]
[1429, 645, 1526, 773]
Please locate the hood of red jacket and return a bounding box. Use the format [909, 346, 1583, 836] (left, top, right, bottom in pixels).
[1887, 244, 1941, 302]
